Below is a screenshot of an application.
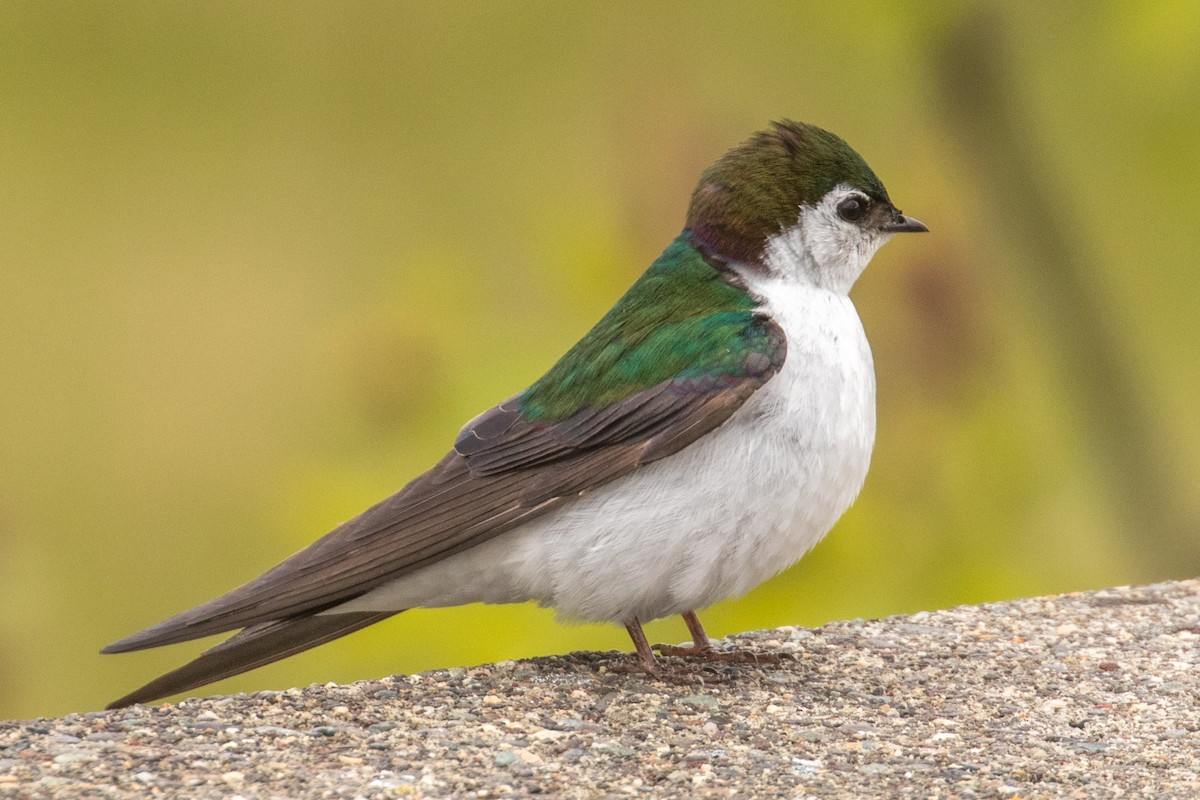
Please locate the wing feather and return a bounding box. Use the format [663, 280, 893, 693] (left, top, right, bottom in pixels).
[105, 611, 396, 709]
[104, 319, 785, 656]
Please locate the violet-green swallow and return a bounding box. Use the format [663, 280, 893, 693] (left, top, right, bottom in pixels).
[104, 120, 926, 708]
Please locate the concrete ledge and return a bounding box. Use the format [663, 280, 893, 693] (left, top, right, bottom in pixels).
[3, 580, 1198, 798]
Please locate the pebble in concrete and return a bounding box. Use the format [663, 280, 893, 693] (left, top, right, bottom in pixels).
[1, 580, 1198, 798]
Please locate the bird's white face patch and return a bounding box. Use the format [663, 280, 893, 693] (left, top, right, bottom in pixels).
[763, 183, 891, 294]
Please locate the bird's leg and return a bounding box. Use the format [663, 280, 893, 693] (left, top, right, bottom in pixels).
[624, 618, 662, 674]
[653, 610, 783, 664]
[682, 609, 716, 653]
[652, 610, 717, 657]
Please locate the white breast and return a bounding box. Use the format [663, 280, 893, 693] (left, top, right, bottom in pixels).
[336, 278, 876, 625]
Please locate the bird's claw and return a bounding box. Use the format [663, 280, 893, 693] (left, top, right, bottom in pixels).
[652, 643, 785, 665]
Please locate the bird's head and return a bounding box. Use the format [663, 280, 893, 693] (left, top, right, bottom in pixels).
[686, 120, 926, 293]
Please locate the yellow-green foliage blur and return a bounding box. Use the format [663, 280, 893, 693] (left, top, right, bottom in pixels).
[2, 2, 1198, 720]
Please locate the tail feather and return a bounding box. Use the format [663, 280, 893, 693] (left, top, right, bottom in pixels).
[106, 611, 398, 709]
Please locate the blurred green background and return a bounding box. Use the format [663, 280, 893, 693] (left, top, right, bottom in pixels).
[2, 2, 1198, 721]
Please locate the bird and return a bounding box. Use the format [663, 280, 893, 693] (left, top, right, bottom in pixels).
[102, 120, 926, 709]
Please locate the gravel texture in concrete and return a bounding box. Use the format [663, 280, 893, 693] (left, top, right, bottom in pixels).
[2, 580, 1198, 798]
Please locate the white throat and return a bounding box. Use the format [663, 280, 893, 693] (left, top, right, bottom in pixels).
[761, 183, 891, 294]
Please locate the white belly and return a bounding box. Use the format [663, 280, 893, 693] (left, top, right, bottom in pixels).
[336, 286, 875, 624]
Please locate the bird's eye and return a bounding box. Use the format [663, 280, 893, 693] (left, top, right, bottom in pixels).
[836, 194, 869, 222]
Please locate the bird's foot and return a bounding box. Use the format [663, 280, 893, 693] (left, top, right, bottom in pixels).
[619, 614, 785, 678]
[653, 642, 785, 665]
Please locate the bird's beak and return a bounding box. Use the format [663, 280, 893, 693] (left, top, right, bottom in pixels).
[881, 210, 928, 234]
